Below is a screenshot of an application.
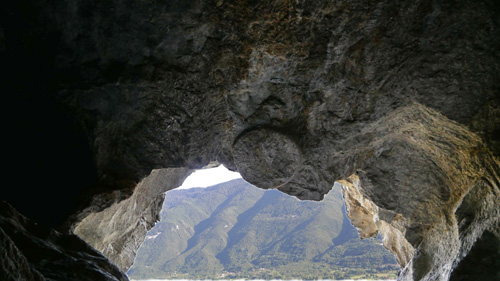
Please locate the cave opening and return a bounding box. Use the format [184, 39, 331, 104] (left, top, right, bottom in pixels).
[125, 167, 399, 281]
[449, 231, 500, 281]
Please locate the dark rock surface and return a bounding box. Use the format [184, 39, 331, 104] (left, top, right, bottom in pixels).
[0, 201, 128, 281]
[1, 0, 499, 280]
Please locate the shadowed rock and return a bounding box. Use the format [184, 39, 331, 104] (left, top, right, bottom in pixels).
[1, 0, 499, 280]
[0, 201, 128, 281]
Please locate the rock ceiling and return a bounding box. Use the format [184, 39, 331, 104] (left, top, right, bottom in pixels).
[1, 0, 499, 280]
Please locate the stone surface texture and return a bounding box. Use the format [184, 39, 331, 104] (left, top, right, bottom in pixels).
[1, 0, 500, 280]
[74, 168, 192, 272]
[0, 201, 128, 281]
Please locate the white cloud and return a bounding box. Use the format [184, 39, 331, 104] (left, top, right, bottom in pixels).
[177, 165, 242, 189]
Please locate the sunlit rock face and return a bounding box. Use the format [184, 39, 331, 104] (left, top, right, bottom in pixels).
[1, 0, 500, 280]
[337, 178, 414, 268]
[335, 103, 500, 280]
[74, 168, 192, 272]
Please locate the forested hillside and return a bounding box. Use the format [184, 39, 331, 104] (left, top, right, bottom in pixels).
[128, 179, 398, 280]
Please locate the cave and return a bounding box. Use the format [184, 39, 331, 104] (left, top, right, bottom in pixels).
[1, 0, 499, 281]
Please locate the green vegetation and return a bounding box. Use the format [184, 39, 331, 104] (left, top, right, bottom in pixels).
[127, 179, 399, 280]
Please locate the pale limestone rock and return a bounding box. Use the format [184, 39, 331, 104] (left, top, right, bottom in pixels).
[337, 178, 414, 268]
[74, 168, 192, 271]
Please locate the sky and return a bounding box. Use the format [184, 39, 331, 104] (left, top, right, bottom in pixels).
[177, 165, 242, 189]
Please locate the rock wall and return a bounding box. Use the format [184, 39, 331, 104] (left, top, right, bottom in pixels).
[336, 103, 500, 280]
[1, 0, 500, 280]
[74, 168, 192, 272]
[0, 201, 128, 281]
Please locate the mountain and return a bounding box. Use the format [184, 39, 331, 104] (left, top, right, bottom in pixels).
[127, 179, 398, 280]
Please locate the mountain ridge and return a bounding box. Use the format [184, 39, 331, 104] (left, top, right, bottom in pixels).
[128, 179, 398, 280]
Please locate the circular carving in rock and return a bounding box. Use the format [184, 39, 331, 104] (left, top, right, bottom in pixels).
[232, 128, 302, 189]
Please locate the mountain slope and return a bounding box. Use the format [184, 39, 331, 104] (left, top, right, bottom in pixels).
[127, 179, 398, 279]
